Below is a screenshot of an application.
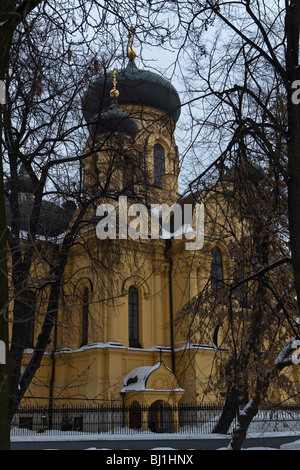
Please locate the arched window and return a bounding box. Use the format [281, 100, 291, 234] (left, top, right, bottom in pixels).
[128, 286, 140, 348]
[210, 247, 223, 292]
[81, 287, 89, 346]
[154, 144, 165, 188]
[129, 401, 141, 429]
[213, 325, 220, 348]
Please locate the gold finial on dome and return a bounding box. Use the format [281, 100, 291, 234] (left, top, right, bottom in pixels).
[127, 26, 137, 61]
[110, 67, 119, 99]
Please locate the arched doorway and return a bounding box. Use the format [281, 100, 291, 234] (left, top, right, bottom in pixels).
[129, 401, 141, 429]
[148, 400, 172, 433]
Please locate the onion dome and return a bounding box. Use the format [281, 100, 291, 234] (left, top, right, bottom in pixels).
[89, 103, 139, 140]
[5, 194, 77, 238]
[82, 31, 181, 131]
[5, 189, 77, 238]
[4, 142, 77, 238]
[88, 67, 139, 140]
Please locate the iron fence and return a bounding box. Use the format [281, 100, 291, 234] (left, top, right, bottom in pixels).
[10, 403, 300, 436]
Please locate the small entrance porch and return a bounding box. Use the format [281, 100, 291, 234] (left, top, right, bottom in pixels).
[121, 361, 184, 432]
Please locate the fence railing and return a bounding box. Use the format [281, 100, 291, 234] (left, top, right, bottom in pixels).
[10, 404, 300, 436]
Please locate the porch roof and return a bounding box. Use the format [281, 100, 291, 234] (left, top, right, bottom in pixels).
[121, 361, 184, 393]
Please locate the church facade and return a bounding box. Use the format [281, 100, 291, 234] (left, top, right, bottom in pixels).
[20, 39, 233, 413]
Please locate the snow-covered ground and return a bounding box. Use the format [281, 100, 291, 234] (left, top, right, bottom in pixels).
[10, 428, 300, 450]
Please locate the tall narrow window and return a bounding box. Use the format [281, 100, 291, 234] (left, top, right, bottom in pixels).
[81, 288, 89, 346]
[154, 144, 165, 188]
[210, 247, 223, 292]
[123, 155, 135, 192]
[213, 325, 220, 348]
[128, 286, 140, 348]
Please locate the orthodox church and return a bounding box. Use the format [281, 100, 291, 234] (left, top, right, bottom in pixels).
[20, 32, 230, 416]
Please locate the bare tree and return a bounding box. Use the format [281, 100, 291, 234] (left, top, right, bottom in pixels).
[0, 0, 47, 451]
[1, 2, 167, 438]
[158, 0, 300, 449]
[177, 152, 298, 438]
[2, 0, 300, 451]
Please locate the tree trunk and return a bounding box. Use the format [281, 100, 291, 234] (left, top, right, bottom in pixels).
[0, 102, 10, 450]
[9, 242, 71, 419]
[228, 370, 275, 449]
[0, 23, 12, 448]
[9, 276, 62, 419]
[228, 398, 260, 450]
[228, 338, 297, 450]
[213, 387, 239, 434]
[214, 281, 265, 434]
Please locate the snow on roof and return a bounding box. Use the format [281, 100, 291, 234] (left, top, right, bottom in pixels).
[121, 362, 161, 392]
[121, 361, 184, 393]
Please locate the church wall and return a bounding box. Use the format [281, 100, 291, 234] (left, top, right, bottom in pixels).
[15, 54, 260, 410]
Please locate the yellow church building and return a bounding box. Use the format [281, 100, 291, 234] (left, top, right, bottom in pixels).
[13, 27, 299, 434]
[16, 35, 232, 418]
[8, 29, 299, 437]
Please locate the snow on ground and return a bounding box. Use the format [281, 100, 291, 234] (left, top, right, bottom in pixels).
[10, 427, 238, 441]
[10, 428, 300, 450]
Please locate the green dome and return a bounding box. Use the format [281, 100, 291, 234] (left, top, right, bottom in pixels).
[89, 103, 139, 139]
[82, 59, 181, 127]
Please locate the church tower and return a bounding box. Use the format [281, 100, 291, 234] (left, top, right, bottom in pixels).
[81, 28, 181, 208]
[56, 30, 189, 408]
[23, 31, 218, 413]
